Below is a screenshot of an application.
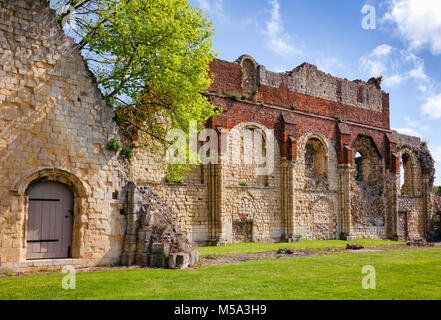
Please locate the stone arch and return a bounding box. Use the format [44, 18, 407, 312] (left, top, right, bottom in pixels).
[351, 135, 382, 182]
[297, 132, 330, 156]
[227, 122, 279, 187]
[11, 168, 89, 260]
[296, 132, 331, 190]
[351, 135, 385, 228]
[397, 148, 422, 196]
[237, 55, 258, 94]
[11, 167, 89, 198]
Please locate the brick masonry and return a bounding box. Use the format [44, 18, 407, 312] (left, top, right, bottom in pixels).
[0, 1, 437, 271]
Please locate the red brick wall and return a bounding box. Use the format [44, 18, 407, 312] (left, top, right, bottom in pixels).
[207, 59, 393, 164]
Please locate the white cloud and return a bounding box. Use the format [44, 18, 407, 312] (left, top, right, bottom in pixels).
[359, 44, 429, 88]
[404, 116, 431, 132]
[361, 45, 441, 121]
[373, 43, 393, 57]
[194, 0, 225, 18]
[265, 0, 300, 57]
[393, 127, 422, 138]
[383, 0, 441, 55]
[422, 93, 441, 119]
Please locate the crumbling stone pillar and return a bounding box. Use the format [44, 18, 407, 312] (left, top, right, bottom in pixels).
[422, 173, 432, 237]
[386, 172, 400, 240]
[207, 163, 228, 245]
[338, 164, 352, 239]
[281, 160, 296, 242]
[121, 182, 142, 266]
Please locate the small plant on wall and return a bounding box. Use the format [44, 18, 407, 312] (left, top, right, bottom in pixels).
[239, 181, 249, 187]
[106, 138, 122, 152]
[225, 92, 242, 101]
[121, 148, 133, 159]
[165, 173, 184, 184]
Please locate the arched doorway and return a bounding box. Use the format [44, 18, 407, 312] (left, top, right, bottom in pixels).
[26, 182, 74, 260]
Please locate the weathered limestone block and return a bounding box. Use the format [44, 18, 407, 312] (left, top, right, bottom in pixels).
[175, 253, 190, 270]
[149, 243, 169, 268]
[189, 249, 199, 266]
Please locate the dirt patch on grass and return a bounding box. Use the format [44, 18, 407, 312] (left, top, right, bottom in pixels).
[199, 244, 440, 267]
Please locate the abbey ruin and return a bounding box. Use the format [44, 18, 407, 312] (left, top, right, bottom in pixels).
[0, 0, 440, 271]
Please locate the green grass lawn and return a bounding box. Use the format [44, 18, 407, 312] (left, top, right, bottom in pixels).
[1, 248, 440, 300]
[196, 239, 405, 256]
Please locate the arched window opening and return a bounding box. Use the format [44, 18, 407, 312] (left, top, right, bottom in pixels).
[400, 153, 413, 196]
[355, 151, 364, 182]
[242, 58, 257, 93]
[240, 127, 269, 187]
[304, 138, 328, 189]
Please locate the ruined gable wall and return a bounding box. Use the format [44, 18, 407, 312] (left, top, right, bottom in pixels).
[0, 0, 126, 268]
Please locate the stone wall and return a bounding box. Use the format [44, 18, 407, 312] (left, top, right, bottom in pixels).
[259, 63, 384, 112]
[293, 133, 339, 239]
[0, 0, 126, 270]
[350, 136, 387, 239]
[0, 1, 437, 271]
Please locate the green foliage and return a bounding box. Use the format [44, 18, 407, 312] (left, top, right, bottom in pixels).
[51, 0, 219, 179]
[239, 181, 248, 187]
[335, 115, 347, 122]
[241, 68, 246, 78]
[106, 138, 122, 152]
[204, 253, 217, 260]
[296, 234, 302, 239]
[121, 148, 133, 159]
[165, 165, 185, 184]
[241, 94, 249, 100]
[434, 186, 440, 193]
[225, 92, 242, 101]
[290, 104, 297, 110]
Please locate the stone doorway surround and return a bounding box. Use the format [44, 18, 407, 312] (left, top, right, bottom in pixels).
[10, 168, 90, 265]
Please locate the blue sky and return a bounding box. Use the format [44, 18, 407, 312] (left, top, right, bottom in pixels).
[190, 0, 441, 185]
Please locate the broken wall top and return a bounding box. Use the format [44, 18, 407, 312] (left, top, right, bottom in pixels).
[208, 55, 390, 130]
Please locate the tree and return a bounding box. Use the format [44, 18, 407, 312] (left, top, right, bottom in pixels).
[50, 0, 219, 179]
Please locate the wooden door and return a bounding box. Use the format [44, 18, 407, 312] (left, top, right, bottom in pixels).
[26, 182, 73, 260]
